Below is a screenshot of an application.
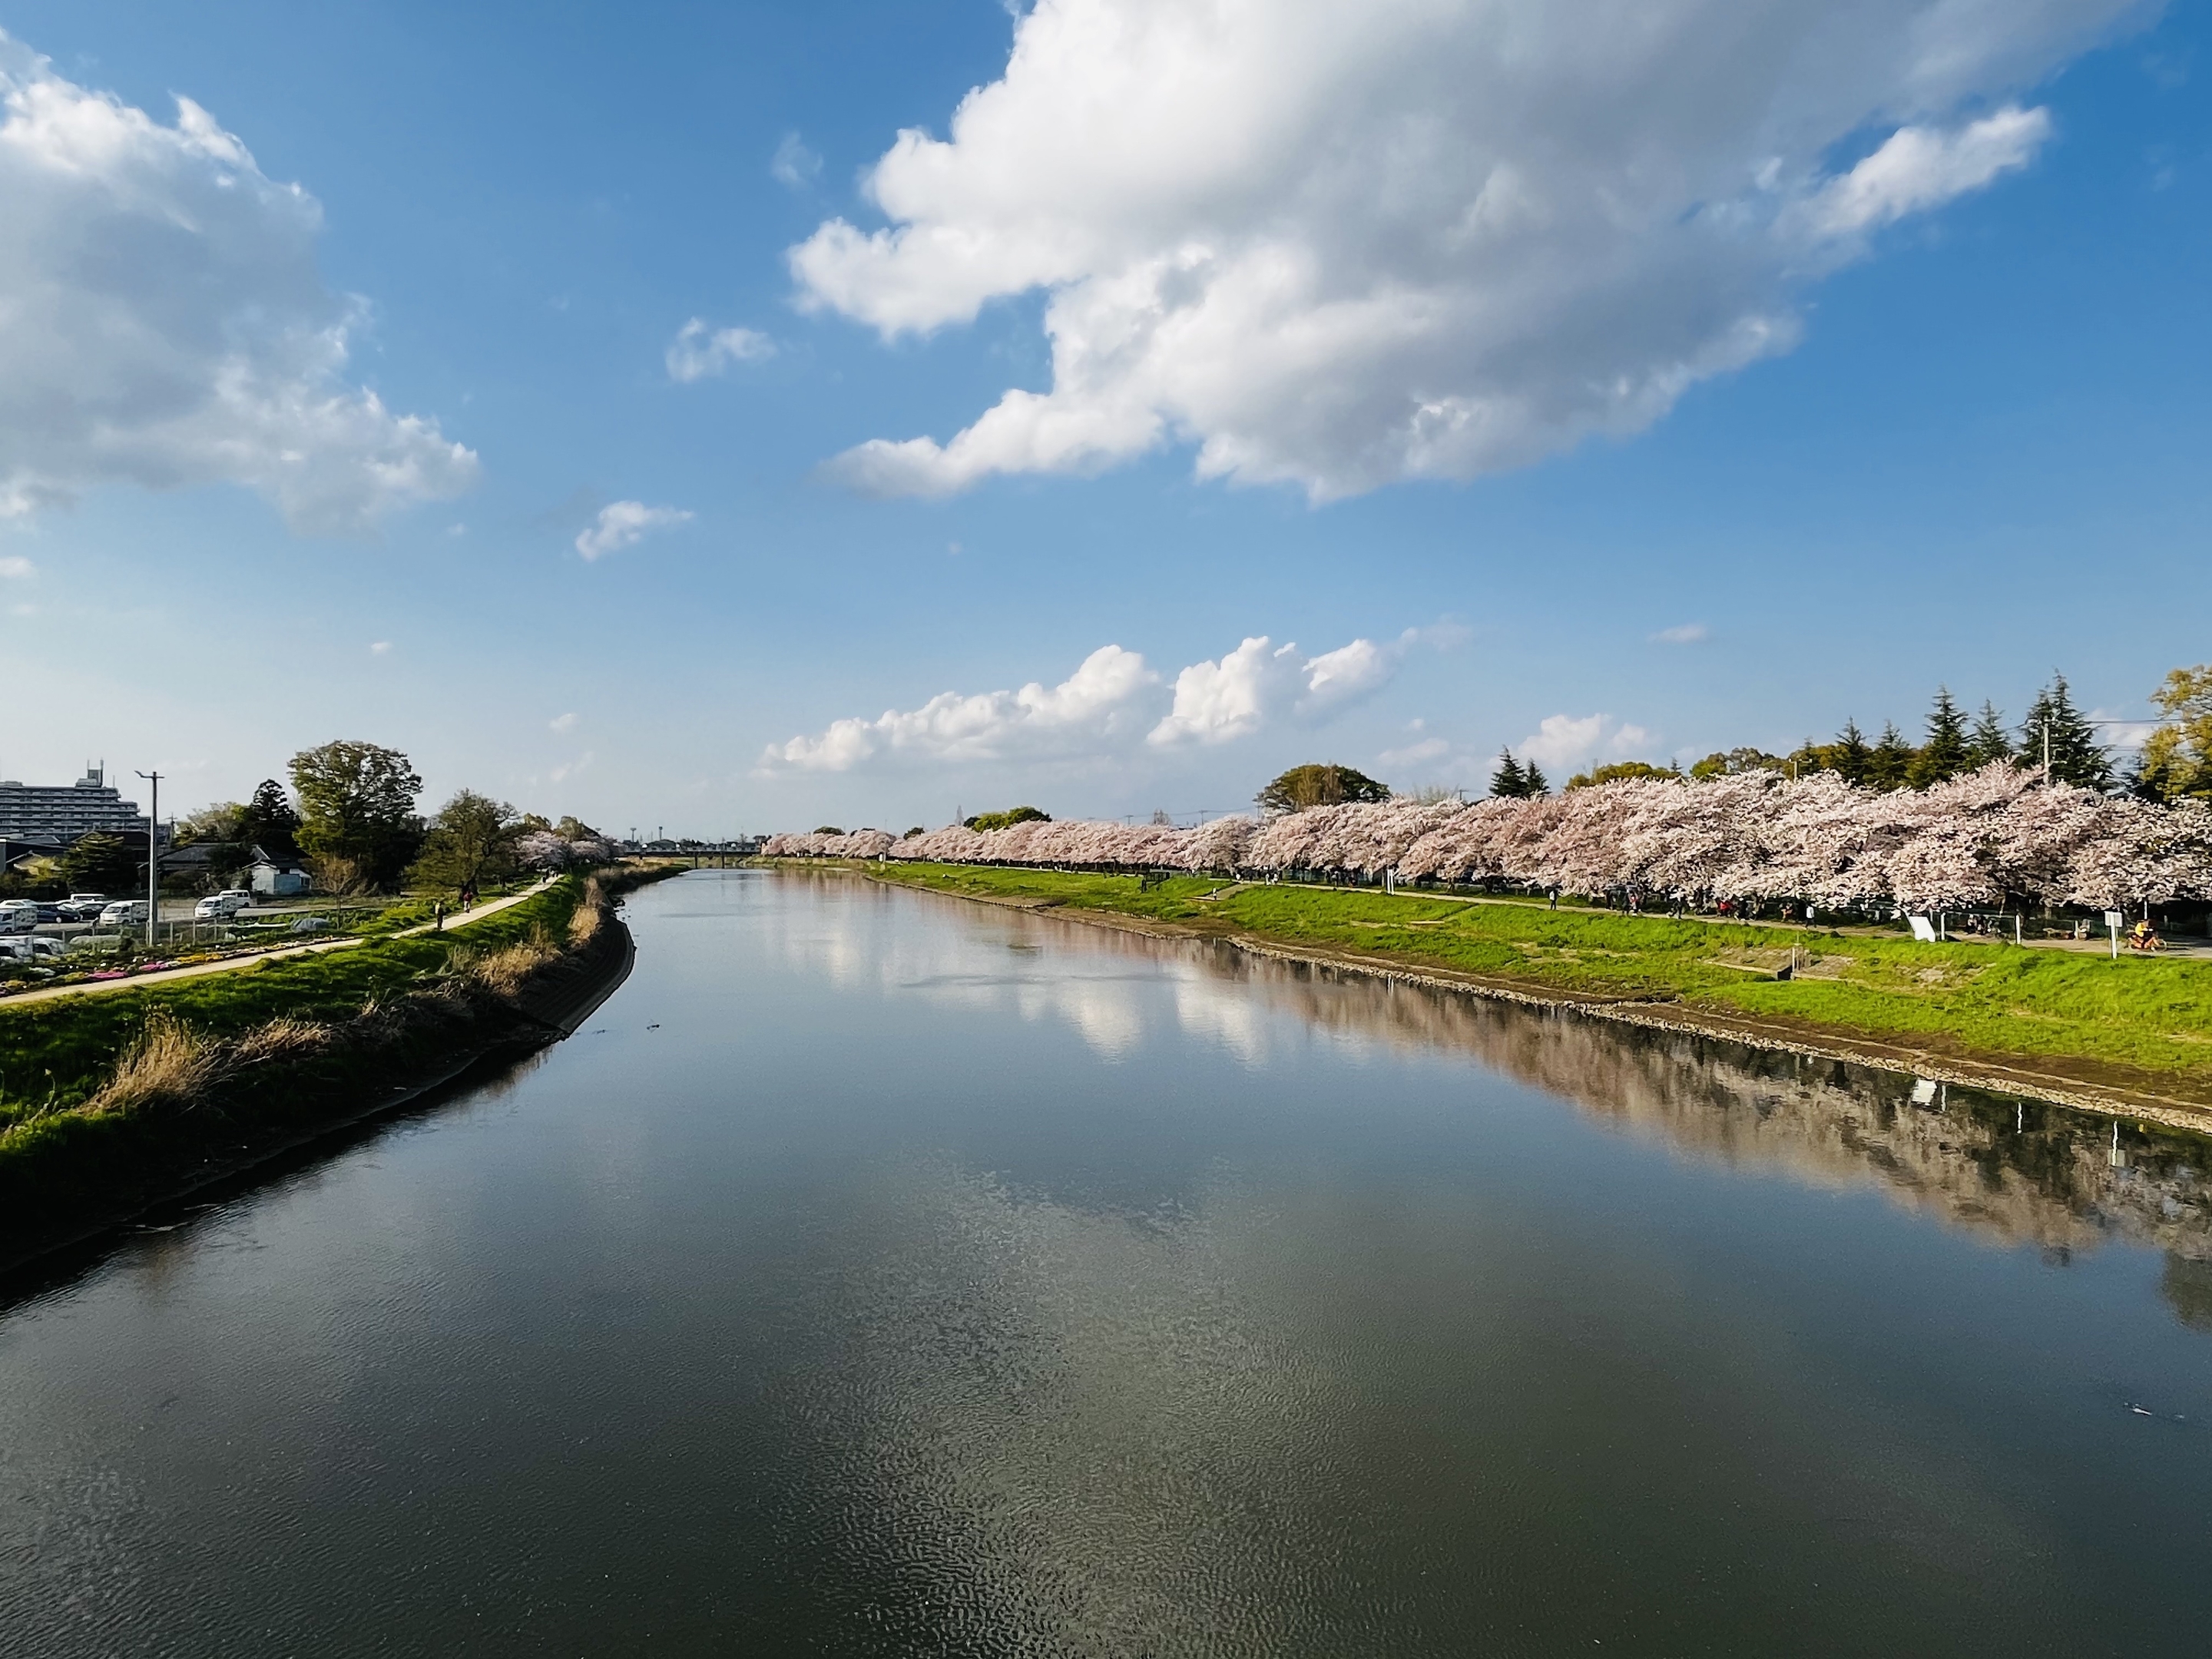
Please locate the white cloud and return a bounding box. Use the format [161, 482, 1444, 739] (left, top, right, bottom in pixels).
[760, 644, 1161, 772]
[1519, 713, 1655, 772]
[550, 711, 579, 735]
[1147, 632, 1399, 746]
[550, 750, 594, 783]
[0, 31, 477, 531]
[0, 555, 33, 579]
[791, 0, 2141, 502]
[762, 625, 1419, 773]
[1651, 622, 1708, 644]
[770, 132, 823, 190]
[665, 319, 775, 382]
[575, 500, 694, 561]
[1800, 106, 2052, 238]
[369, 640, 392, 656]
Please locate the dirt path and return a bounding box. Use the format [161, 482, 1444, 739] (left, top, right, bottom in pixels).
[0, 881, 555, 1011]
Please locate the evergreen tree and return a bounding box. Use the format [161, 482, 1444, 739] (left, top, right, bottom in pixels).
[1908, 686, 1969, 787]
[1489, 750, 1528, 799]
[240, 778, 301, 855]
[1524, 760, 1550, 796]
[2018, 674, 2113, 791]
[1830, 719, 1873, 786]
[1965, 700, 2012, 767]
[1867, 723, 1914, 791]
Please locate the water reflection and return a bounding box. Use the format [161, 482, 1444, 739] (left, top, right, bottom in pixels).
[775, 873, 2212, 1300]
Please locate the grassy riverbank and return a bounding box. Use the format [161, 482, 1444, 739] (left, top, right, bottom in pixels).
[0, 866, 680, 1264]
[862, 863, 2212, 1107]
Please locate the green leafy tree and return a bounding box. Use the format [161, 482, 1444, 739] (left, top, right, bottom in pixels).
[60, 831, 134, 894]
[1866, 723, 1914, 791]
[240, 778, 302, 856]
[290, 741, 424, 892]
[2018, 674, 2112, 791]
[1488, 750, 1528, 798]
[1257, 763, 1392, 815]
[1907, 687, 1970, 786]
[1689, 747, 1783, 780]
[813, 826, 844, 836]
[1965, 700, 2013, 767]
[965, 806, 1052, 831]
[176, 802, 247, 845]
[2134, 664, 2212, 802]
[1568, 760, 1681, 789]
[409, 790, 521, 893]
[553, 814, 599, 841]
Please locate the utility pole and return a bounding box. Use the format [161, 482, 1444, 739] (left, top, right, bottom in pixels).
[136, 770, 162, 949]
[2041, 718, 2051, 786]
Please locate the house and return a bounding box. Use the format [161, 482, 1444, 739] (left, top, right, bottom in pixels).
[247, 846, 312, 897]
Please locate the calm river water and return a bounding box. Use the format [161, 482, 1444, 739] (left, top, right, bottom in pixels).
[2, 869, 2209, 1656]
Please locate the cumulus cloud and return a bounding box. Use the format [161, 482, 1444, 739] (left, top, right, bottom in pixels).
[0, 555, 32, 579]
[1520, 714, 1654, 772]
[791, 0, 2142, 502]
[575, 500, 694, 560]
[761, 626, 1418, 772]
[665, 318, 775, 382]
[0, 31, 477, 531]
[760, 644, 1161, 772]
[550, 711, 579, 734]
[1651, 622, 1709, 644]
[1147, 632, 1399, 747]
[368, 640, 392, 656]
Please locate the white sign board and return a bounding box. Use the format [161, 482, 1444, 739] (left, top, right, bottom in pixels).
[2104, 911, 2124, 929]
[1907, 915, 1939, 942]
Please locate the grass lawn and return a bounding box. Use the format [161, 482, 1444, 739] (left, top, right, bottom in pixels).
[0, 879, 584, 1126]
[864, 863, 2212, 1094]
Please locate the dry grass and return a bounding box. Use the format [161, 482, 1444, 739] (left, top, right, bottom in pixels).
[451, 925, 563, 997]
[86, 1012, 219, 1115]
[568, 880, 605, 945]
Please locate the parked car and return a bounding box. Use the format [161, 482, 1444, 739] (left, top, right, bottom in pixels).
[0, 935, 63, 962]
[31, 902, 61, 923]
[0, 899, 39, 935]
[194, 892, 250, 919]
[57, 893, 108, 922]
[97, 899, 151, 930]
[214, 889, 254, 910]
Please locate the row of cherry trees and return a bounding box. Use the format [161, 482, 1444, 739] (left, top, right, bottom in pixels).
[763, 763, 2212, 913]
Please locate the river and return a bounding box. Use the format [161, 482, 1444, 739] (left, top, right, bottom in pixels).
[2, 868, 2207, 1656]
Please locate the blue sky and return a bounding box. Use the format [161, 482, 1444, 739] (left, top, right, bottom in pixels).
[2, 0, 2207, 836]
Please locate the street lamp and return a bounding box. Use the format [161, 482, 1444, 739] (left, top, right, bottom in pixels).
[136, 769, 162, 949]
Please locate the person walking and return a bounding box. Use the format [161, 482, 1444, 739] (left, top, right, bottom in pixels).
[433, 900, 445, 932]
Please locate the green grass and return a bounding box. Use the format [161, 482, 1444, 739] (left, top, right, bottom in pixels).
[866, 863, 2212, 1091]
[0, 877, 584, 1126]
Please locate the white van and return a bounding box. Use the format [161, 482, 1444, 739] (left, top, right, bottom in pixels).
[194, 892, 250, 919]
[0, 935, 61, 962]
[98, 899, 151, 930]
[0, 899, 39, 935]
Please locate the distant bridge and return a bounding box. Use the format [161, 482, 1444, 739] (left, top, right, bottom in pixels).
[621, 841, 763, 868]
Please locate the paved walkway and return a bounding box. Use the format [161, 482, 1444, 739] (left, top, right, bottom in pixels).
[0, 881, 555, 1011]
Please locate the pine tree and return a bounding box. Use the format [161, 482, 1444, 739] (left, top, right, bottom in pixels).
[2018, 674, 2113, 792]
[1489, 750, 1528, 799]
[1830, 719, 1873, 786]
[1908, 686, 1969, 787]
[1965, 700, 2012, 767]
[1867, 723, 1914, 791]
[1524, 760, 1550, 796]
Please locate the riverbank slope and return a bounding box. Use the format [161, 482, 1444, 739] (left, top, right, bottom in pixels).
[0, 866, 680, 1270]
[846, 862, 2212, 1131]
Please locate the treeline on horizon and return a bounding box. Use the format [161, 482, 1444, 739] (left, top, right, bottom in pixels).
[1499, 665, 2210, 803]
[1, 740, 612, 902]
